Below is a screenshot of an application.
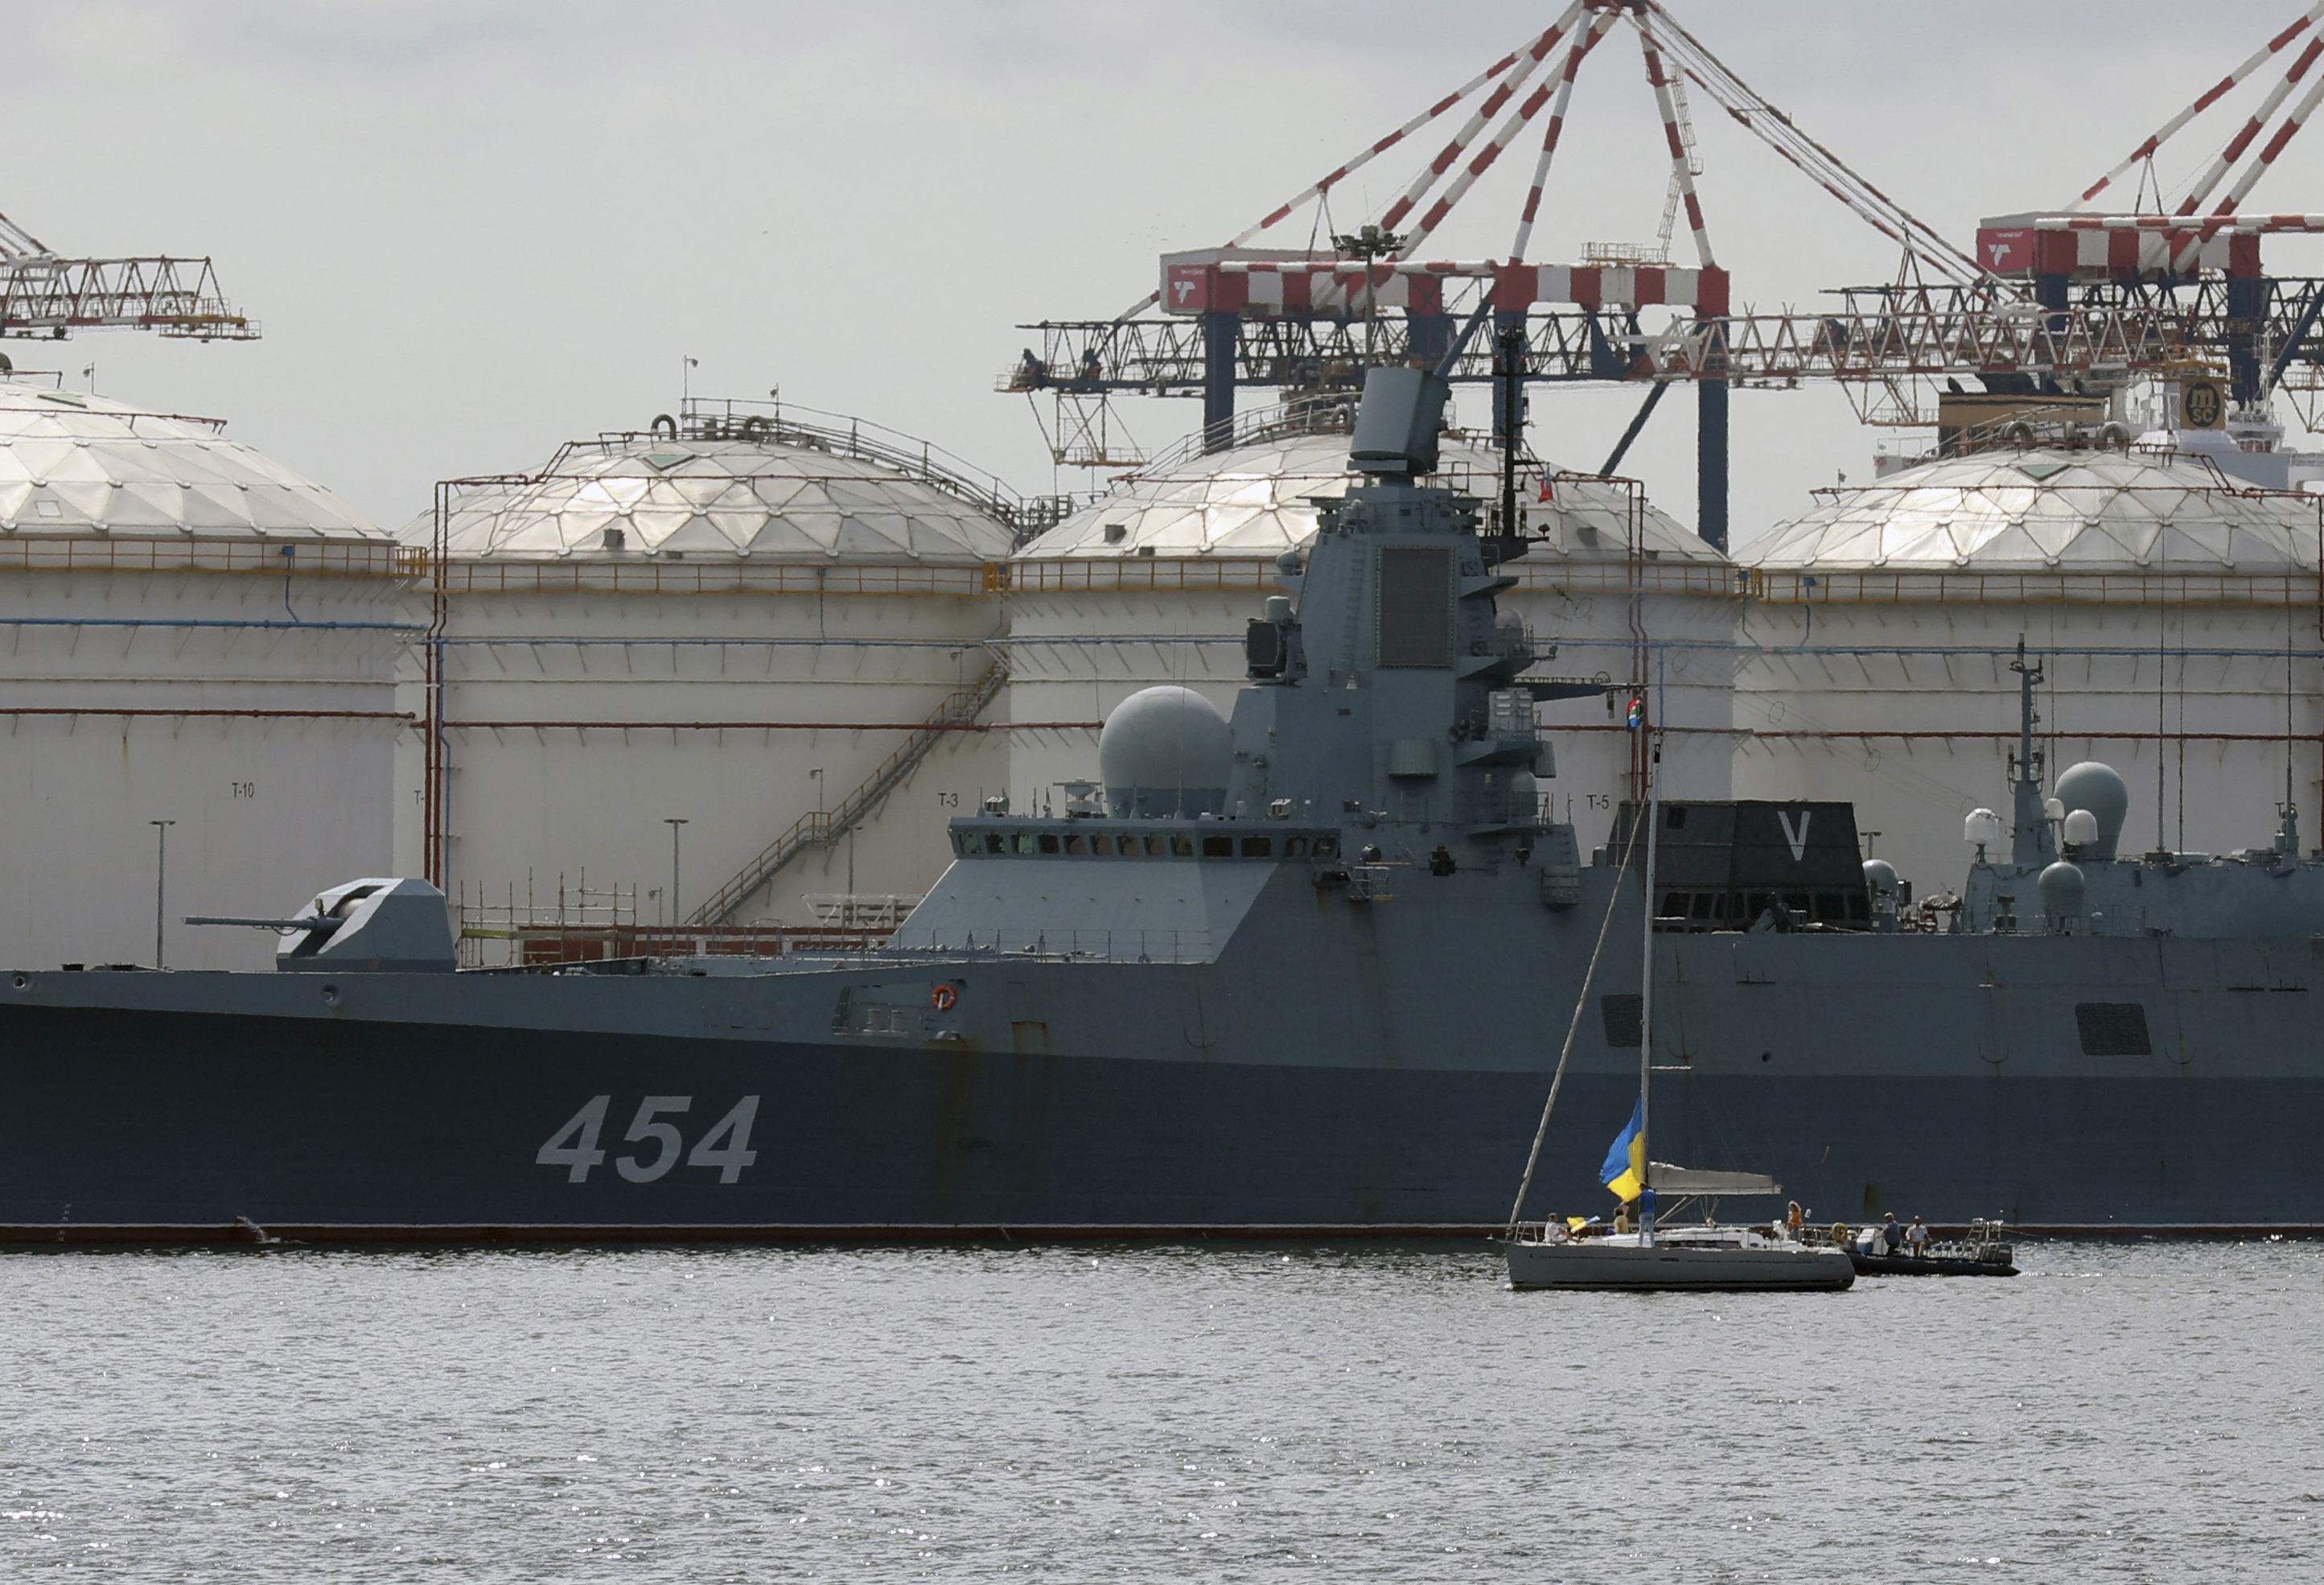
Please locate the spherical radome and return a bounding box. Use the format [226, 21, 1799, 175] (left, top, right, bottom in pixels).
[2055, 761, 2130, 858]
[1099, 685, 1232, 818]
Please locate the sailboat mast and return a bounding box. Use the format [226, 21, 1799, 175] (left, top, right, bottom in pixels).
[1637, 739, 1660, 1243]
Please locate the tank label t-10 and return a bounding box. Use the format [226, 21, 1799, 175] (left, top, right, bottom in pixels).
[536, 1095, 761, 1184]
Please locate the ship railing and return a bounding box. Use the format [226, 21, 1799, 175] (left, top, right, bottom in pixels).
[1796, 1222, 2012, 1261]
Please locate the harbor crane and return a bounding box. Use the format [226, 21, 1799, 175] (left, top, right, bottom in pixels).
[1, 208, 257, 344]
[1003, 1, 2324, 548]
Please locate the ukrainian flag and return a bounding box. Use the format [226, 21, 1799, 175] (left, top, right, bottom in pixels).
[1600, 1098, 1646, 1203]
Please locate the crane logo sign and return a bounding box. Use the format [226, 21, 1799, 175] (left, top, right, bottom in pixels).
[2181, 378, 2225, 430]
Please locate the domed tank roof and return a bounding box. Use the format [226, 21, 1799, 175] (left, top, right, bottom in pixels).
[0, 378, 381, 541]
[406, 430, 1017, 564]
[1098, 685, 1232, 818]
[1018, 421, 1721, 565]
[1743, 447, 2318, 573]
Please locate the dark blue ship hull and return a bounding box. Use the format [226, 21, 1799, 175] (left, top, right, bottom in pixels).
[0, 953, 2311, 1237]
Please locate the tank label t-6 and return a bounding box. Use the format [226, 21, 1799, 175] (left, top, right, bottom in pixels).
[535, 1095, 761, 1184]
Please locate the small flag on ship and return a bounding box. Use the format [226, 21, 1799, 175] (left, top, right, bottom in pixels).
[1601, 1098, 1646, 1204]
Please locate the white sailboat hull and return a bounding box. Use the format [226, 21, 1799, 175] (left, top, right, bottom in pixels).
[1503, 1237, 1856, 1291]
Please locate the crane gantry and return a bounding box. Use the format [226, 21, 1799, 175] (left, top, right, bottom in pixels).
[2, 208, 256, 344]
[1004, 1, 2324, 547]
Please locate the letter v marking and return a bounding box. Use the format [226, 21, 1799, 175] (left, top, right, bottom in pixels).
[1777, 809, 1812, 862]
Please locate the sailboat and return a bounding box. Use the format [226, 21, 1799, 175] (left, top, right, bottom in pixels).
[1502, 755, 1854, 1293]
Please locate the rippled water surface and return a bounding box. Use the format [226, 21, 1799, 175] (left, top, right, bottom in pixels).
[1, 1239, 2317, 1581]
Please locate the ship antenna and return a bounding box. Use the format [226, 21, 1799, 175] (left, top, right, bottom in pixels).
[2008, 636, 2053, 868]
[1494, 323, 1526, 565]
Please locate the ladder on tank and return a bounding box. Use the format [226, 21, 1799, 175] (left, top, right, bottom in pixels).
[686, 657, 1008, 927]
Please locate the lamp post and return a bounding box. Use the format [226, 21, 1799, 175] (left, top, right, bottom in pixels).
[664, 818, 689, 936]
[150, 820, 175, 969]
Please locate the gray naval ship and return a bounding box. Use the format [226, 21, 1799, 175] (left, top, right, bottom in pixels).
[5, 367, 2321, 1239]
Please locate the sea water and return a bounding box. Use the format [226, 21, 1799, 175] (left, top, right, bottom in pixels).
[0, 1239, 2314, 1581]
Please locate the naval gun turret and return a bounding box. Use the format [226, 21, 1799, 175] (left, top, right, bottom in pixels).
[187, 877, 456, 972]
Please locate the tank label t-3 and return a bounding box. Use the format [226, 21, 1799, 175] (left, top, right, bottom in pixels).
[535, 1095, 762, 1184]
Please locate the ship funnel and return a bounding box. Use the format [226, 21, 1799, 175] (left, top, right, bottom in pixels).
[1348, 365, 1449, 477]
[2055, 761, 2129, 860]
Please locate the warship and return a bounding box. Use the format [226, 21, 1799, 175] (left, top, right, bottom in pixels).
[4, 366, 2321, 1241]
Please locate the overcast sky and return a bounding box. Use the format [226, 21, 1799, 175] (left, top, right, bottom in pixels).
[8, 0, 2324, 545]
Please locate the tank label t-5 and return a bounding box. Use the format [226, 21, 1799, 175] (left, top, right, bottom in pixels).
[536, 1095, 762, 1184]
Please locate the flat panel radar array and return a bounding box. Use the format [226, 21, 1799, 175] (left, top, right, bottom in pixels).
[1376, 546, 1454, 669]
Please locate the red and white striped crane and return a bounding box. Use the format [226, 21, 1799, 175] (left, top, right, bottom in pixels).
[1009, 3, 2324, 541]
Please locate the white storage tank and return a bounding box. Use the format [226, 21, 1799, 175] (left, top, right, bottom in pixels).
[0, 378, 406, 970]
[395, 406, 1021, 960]
[1005, 406, 1738, 825]
[1737, 445, 2322, 892]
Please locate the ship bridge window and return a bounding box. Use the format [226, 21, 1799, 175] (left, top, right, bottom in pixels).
[1285, 837, 1307, 858]
[1092, 834, 1114, 855]
[1039, 834, 1061, 855]
[1813, 892, 1845, 924]
[1203, 835, 1234, 858]
[984, 833, 1006, 855]
[1783, 892, 1811, 916]
[1170, 834, 1195, 858]
[1314, 837, 1338, 858]
[1015, 834, 1039, 855]
[1240, 837, 1273, 858]
[1065, 835, 1089, 855]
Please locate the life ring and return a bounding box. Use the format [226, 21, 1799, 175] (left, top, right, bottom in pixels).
[931, 983, 958, 1012]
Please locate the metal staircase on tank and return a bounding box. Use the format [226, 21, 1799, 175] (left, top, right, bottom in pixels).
[687, 657, 1009, 926]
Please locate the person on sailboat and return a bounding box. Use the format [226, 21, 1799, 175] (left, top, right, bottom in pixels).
[1786, 1201, 1804, 1235]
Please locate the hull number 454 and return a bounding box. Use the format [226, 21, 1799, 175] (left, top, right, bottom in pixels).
[537, 1096, 761, 1184]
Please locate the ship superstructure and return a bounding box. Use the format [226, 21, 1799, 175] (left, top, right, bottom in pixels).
[2, 368, 2322, 1238]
